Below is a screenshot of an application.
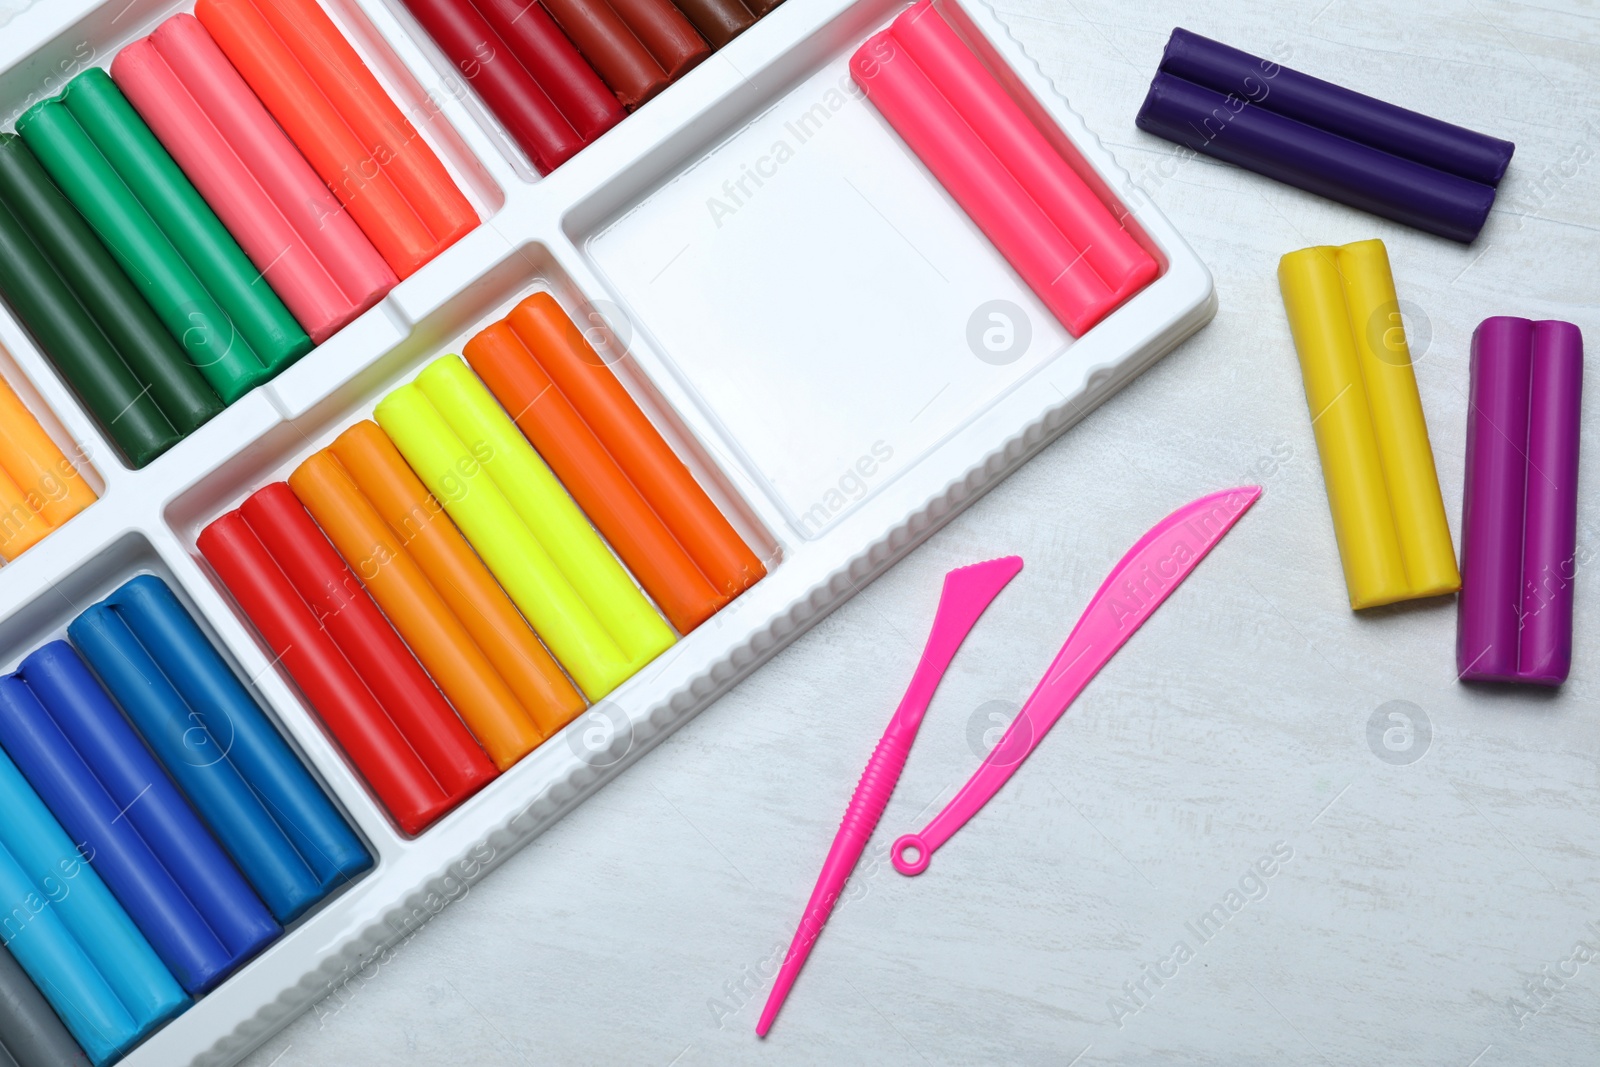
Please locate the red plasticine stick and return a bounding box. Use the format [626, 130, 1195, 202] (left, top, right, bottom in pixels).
[850, 1, 1156, 335]
[199, 484, 496, 835]
[398, 0, 608, 175]
[196, 0, 477, 279]
[113, 15, 396, 344]
[474, 0, 625, 144]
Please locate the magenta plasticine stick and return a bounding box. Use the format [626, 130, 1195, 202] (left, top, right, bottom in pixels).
[112, 15, 397, 344]
[887, 2, 1156, 306]
[1459, 317, 1583, 686]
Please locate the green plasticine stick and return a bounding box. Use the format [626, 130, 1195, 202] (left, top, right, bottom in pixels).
[16, 70, 309, 403]
[0, 134, 220, 440]
[0, 191, 179, 468]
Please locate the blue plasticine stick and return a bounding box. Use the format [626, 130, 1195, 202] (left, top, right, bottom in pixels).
[70, 576, 370, 923]
[0, 744, 186, 1065]
[0, 643, 279, 995]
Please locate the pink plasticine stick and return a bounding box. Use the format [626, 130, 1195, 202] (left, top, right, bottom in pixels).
[851, 32, 1105, 334]
[113, 15, 397, 344]
[756, 555, 1023, 1038]
[889, 1, 1156, 305]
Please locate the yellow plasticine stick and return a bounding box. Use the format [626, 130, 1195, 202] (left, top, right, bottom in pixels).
[376, 380, 653, 699]
[413, 357, 675, 661]
[1279, 239, 1459, 609]
[0, 376, 95, 525]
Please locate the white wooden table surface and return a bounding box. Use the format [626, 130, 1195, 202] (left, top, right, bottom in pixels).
[240, 1, 1600, 1063]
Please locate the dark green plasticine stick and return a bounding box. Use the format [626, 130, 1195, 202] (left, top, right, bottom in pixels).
[16, 70, 310, 403]
[0, 135, 221, 437]
[0, 182, 180, 468]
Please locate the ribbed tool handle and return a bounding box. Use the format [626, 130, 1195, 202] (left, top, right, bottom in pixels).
[839, 731, 912, 845]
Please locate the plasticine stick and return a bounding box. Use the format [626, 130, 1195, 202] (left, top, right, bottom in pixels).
[290, 449, 547, 769]
[0, 745, 187, 1066]
[467, 310, 725, 632]
[375, 363, 673, 699]
[70, 575, 372, 924]
[0, 193, 179, 469]
[0, 135, 216, 464]
[0, 942, 92, 1067]
[196, 0, 477, 279]
[16, 72, 308, 403]
[1138, 73, 1498, 245]
[890, 2, 1155, 305]
[200, 511, 462, 835]
[668, 0, 758, 49]
[851, 21, 1125, 335]
[474, 0, 626, 142]
[415, 357, 676, 662]
[1279, 240, 1458, 609]
[113, 15, 397, 344]
[0, 371, 94, 561]
[467, 316, 724, 632]
[1458, 318, 1583, 685]
[59, 69, 309, 373]
[0, 132, 221, 431]
[199, 487, 496, 835]
[1135, 28, 1512, 243]
[327, 421, 585, 738]
[399, 0, 585, 175]
[1155, 27, 1513, 187]
[542, 0, 709, 109]
[0, 374, 96, 531]
[400, 0, 622, 173]
[238, 484, 498, 797]
[498, 294, 765, 602]
[0, 468, 50, 562]
[0, 643, 280, 995]
[1519, 323, 1583, 680]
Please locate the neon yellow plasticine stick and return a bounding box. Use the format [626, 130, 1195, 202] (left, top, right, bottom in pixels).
[375, 359, 672, 698]
[1279, 239, 1458, 609]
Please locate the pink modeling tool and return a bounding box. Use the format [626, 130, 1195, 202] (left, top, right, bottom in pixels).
[892, 487, 1260, 877]
[756, 555, 1023, 1037]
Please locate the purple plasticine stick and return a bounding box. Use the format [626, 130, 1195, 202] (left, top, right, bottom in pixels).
[1459, 317, 1583, 686]
[1155, 28, 1513, 186]
[1134, 29, 1513, 243]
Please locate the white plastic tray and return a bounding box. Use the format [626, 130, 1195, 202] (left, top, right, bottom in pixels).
[0, 0, 1214, 1061]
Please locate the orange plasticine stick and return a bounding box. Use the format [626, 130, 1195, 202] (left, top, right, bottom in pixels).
[465, 319, 724, 633]
[0, 374, 94, 560]
[289, 450, 546, 770]
[326, 421, 585, 741]
[0, 467, 49, 561]
[195, 0, 476, 279]
[475, 294, 765, 611]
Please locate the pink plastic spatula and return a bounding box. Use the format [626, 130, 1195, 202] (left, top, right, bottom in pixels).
[756, 554, 1023, 1037]
[891, 486, 1260, 877]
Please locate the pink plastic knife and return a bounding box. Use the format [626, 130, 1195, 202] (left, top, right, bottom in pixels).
[756, 554, 1023, 1037]
[891, 486, 1260, 877]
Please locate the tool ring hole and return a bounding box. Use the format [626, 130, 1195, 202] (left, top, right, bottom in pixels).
[891, 833, 930, 876]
